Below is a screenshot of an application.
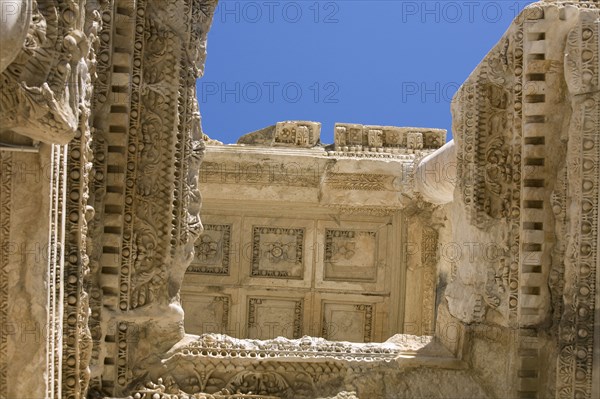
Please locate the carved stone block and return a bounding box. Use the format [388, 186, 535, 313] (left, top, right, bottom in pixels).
[321, 302, 375, 343]
[316, 221, 389, 293]
[247, 296, 304, 340]
[334, 123, 445, 153]
[367, 129, 384, 147]
[422, 129, 446, 148]
[188, 224, 232, 275]
[251, 226, 305, 279]
[385, 128, 404, 146]
[407, 132, 424, 150]
[182, 293, 231, 335]
[275, 121, 321, 147]
[324, 229, 378, 282]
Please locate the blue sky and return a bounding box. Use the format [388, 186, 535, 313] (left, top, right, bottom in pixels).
[198, 0, 536, 144]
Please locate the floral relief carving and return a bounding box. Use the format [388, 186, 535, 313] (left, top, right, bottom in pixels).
[251, 227, 304, 279]
[2, 1, 600, 399]
[188, 224, 231, 275]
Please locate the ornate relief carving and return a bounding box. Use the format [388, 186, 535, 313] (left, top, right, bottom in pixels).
[275, 121, 320, 147]
[85, 0, 219, 394]
[507, 24, 524, 327]
[367, 129, 384, 147]
[237, 121, 321, 148]
[325, 150, 419, 159]
[225, 371, 292, 396]
[550, 166, 568, 327]
[133, 380, 282, 399]
[127, 331, 450, 398]
[251, 227, 305, 279]
[565, 20, 599, 95]
[325, 205, 399, 216]
[407, 132, 423, 150]
[0, 0, 93, 145]
[0, 153, 11, 399]
[334, 123, 445, 152]
[130, 220, 164, 309]
[324, 173, 388, 191]
[173, 334, 403, 362]
[421, 227, 437, 334]
[455, 83, 515, 227]
[123, 333, 437, 397]
[451, 6, 598, 399]
[200, 161, 320, 188]
[452, 19, 528, 328]
[188, 224, 232, 275]
[557, 17, 599, 398]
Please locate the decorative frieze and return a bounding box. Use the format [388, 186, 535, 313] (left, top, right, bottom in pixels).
[237, 121, 321, 148]
[325, 206, 400, 217]
[334, 123, 445, 153]
[421, 227, 437, 335]
[84, 0, 219, 395]
[1, 1, 600, 399]
[0, 153, 11, 399]
[129, 334, 446, 398]
[557, 13, 600, 399]
[324, 173, 390, 191]
[173, 333, 405, 362]
[275, 121, 321, 147]
[200, 161, 321, 188]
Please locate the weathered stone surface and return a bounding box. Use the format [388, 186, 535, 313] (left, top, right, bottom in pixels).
[334, 124, 446, 153]
[0, 0, 219, 398]
[414, 140, 456, 205]
[0, 1, 598, 399]
[238, 121, 321, 148]
[444, 1, 600, 398]
[184, 124, 442, 342]
[1, 149, 52, 399]
[85, 1, 219, 396]
[0, 0, 30, 73]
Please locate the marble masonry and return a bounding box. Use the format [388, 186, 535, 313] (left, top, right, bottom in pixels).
[183, 122, 445, 342]
[0, 1, 598, 398]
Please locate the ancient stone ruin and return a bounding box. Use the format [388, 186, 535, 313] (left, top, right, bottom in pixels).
[0, 1, 598, 398]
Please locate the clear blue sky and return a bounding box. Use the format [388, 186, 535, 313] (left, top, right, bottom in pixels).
[198, 0, 536, 144]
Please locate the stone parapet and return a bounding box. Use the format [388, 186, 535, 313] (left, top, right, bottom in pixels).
[334, 124, 446, 153]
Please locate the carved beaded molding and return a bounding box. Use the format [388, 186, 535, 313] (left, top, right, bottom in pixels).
[0, 1, 598, 399]
[0, 153, 11, 399]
